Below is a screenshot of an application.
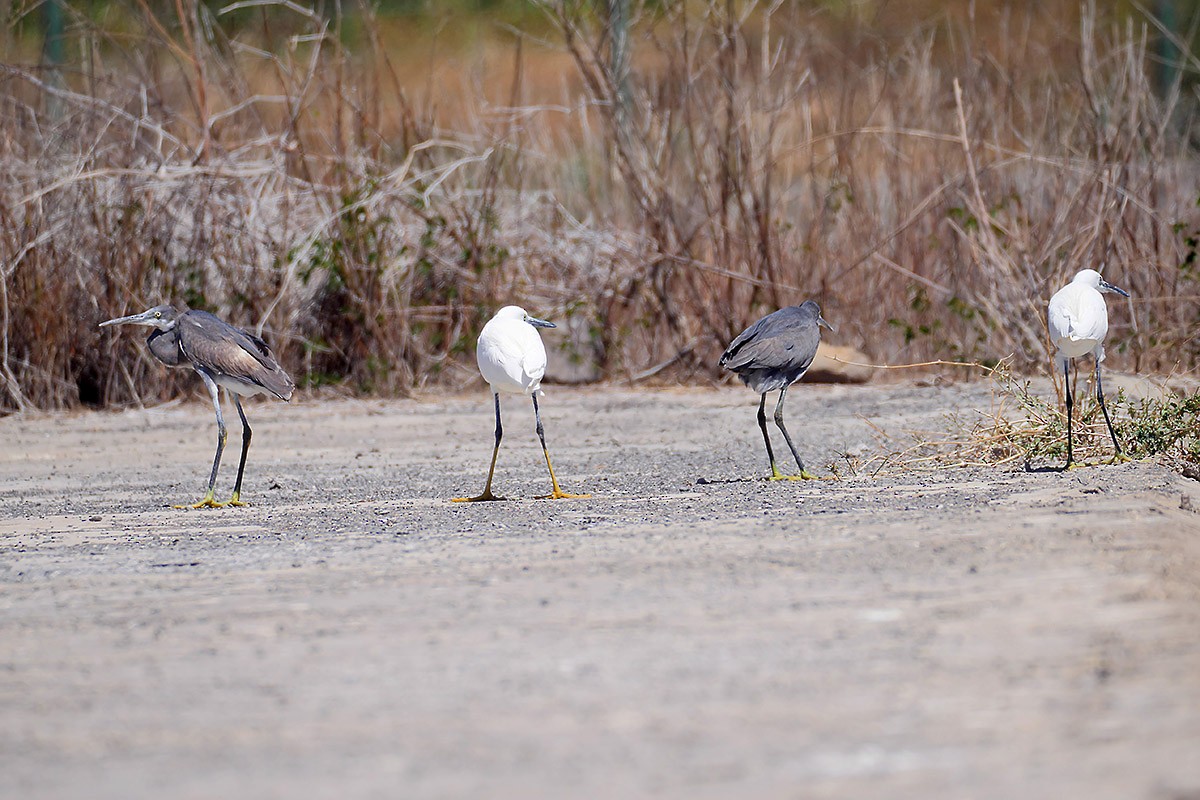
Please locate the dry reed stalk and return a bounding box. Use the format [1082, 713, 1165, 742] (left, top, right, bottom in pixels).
[0, 0, 1198, 411]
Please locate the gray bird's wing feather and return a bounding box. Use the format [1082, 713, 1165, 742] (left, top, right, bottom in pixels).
[720, 307, 820, 373]
[177, 311, 295, 400]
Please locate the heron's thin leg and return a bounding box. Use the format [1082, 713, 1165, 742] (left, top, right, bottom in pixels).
[533, 394, 589, 500]
[1095, 358, 1128, 463]
[757, 393, 781, 479]
[452, 393, 506, 502]
[225, 394, 252, 506]
[1063, 360, 1074, 470]
[175, 373, 225, 509]
[771, 386, 821, 481]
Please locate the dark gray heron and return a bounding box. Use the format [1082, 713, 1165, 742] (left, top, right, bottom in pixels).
[1047, 268, 1130, 469]
[719, 300, 834, 480]
[99, 304, 294, 508]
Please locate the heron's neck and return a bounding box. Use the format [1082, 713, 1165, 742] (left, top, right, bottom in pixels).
[147, 327, 186, 367]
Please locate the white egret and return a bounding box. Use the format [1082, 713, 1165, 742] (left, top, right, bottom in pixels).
[719, 301, 834, 480]
[453, 306, 589, 502]
[1047, 268, 1130, 468]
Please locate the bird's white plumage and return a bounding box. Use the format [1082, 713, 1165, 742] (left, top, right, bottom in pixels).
[476, 305, 547, 395]
[1048, 269, 1111, 368]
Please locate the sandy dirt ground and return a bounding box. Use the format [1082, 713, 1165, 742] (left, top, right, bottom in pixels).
[2, 382, 1200, 799]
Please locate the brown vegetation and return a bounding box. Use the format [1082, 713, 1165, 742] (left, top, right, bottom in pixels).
[1, 0, 1197, 411]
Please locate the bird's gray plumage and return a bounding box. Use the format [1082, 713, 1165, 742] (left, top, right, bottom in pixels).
[99, 303, 294, 507]
[176, 310, 294, 400]
[720, 300, 833, 480]
[720, 301, 825, 394]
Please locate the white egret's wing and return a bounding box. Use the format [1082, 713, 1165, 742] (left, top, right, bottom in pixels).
[518, 328, 547, 389]
[1048, 283, 1108, 344]
[1069, 290, 1109, 343]
[1047, 287, 1074, 344]
[478, 318, 544, 393]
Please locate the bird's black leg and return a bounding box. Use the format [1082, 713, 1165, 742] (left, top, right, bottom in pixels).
[772, 386, 819, 480]
[758, 393, 780, 478]
[533, 393, 589, 500]
[1063, 360, 1074, 470]
[226, 393, 252, 506]
[453, 392, 506, 502]
[175, 373, 225, 509]
[1095, 358, 1127, 462]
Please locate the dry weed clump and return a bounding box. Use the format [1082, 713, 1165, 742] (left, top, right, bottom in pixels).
[842, 363, 1200, 477]
[1, 0, 1199, 412]
[545, 1, 1200, 381]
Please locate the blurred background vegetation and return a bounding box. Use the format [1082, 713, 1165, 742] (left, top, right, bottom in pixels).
[1, 0, 1199, 411]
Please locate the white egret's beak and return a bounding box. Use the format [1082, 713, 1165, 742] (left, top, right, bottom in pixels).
[525, 315, 556, 329]
[1099, 278, 1130, 298]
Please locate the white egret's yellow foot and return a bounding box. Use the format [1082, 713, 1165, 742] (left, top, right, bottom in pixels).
[452, 491, 506, 503]
[223, 493, 249, 507]
[1109, 453, 1134, 465]
[536, 489, 591, 500]
[173, 491, 221, 509]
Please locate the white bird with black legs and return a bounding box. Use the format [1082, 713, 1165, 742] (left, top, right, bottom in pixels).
[453, 305, 588, 502]
[720, 300, 834, 480]
[100, 304, 294, 508]
[1047, 268, 1130, 469]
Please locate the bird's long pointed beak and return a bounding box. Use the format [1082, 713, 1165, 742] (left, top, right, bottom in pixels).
[526, 316, 556, 329]
[99, 310, 154, 328]
[1099, 279, 1130, 298]
[818, 315, 836, 333]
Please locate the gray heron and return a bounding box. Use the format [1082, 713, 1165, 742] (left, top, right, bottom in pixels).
[453, 305, 589, 502]
[720, 301, 834, 480]
[1047, 269, 1130, 468]
[100, 304, 294, 507]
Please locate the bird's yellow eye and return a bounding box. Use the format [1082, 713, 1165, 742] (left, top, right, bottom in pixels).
[154, 312, 162, 319]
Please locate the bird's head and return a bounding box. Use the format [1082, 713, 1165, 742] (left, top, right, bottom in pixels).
[496, 305, 556, 329]
[98, 304, 180, 331]
[1073, 269, 1130, 298]
[799, 300, 836, 333]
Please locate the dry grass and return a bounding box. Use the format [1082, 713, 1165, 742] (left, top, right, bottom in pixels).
[1, 0, 1199, 411]
[837, 360, 1200, 477]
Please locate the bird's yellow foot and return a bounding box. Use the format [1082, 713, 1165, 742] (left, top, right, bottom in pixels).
[223, 493, 249, 508]
[768, 469, 829, 481]
[536, 489, 591, 500]
[1109, 453, 1134, 465]
[452, 491, 506, 503]
[173, 491, 221, 509]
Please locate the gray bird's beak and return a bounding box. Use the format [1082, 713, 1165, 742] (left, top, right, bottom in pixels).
[99, 310, 155, 328]
[818, 315, 836, 333]
[1099, 279, 1130, 298]
[525, 315, 556, 329]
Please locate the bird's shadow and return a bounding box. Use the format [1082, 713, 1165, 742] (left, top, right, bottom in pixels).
[1024, 460, 1109, 474]
[697, 475, 838, 485]
[1023, 462, 1067, 474]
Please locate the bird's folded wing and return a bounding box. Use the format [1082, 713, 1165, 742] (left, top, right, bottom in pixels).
[720, 317, 766, 367]
[479, 332, 526, 386]
[1047, 298, 1074, 340]
[721, 317, 817, 372]
[178, 315, 294, 399]
[1048, 290, 1107, 342]
[520, 348, 546, 386]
